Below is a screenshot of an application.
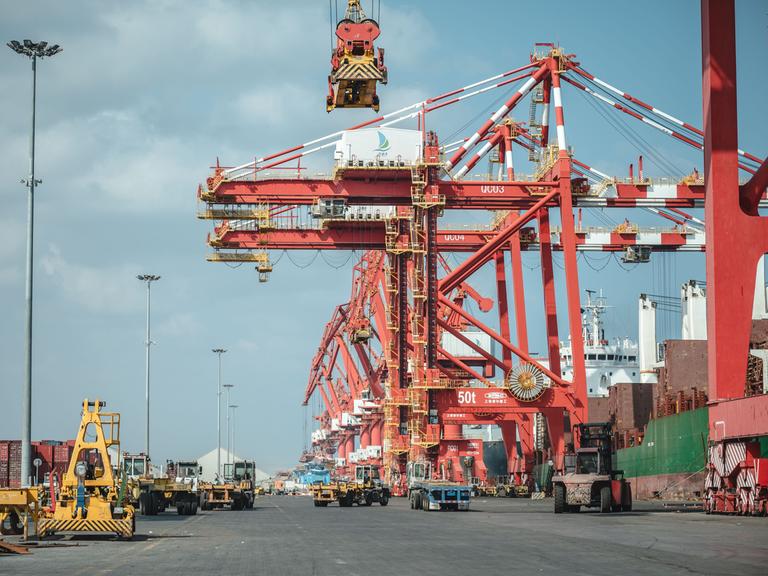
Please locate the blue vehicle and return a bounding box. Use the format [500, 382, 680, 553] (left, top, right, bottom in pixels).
[407, 462, 471, 512]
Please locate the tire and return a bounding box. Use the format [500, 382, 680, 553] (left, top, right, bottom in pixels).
[413, 492, 421, 511]
[177, 503, 185, 515]
[422, 494, 430, 511]
[380, 494, 389, 507]
[148, 492, 159, 516]
[554, 484, 565, 514]
[497, 486, 507, 498]
[314, 500, 320, 507]
[364, 493, 373, 506]
[600, 486, 612, 513]
[139, 493, 149, 516]
[622, 483, 633, 512]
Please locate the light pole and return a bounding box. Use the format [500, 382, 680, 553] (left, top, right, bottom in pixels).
[212, 348, 226, 481]
[7, 39, 62, 488]
[137, 275, 160, 459]
[229, 405, 239, 468]
[223, 383, 234, 475]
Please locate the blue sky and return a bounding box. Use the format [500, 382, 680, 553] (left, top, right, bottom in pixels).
[0, 0, 765, 473]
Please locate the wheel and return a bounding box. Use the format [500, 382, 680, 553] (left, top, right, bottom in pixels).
[380, 494, 389, 507]
[413, 492, 422, 511]
[364, 493, 373, 506]
[600, 486, 612, 513]
[497, 486, 507, 498]
[622, 483, 632, 512]
[148, 492, 159, 516]
[139, 493, 149, 515]
[314, 500, 320, 507]
[177, 503, 185, 515]
[246, 497, 254, 510]
[554, 484, 565, 514]
[0, 512, 24, 535]
[422, 494, 430, 511]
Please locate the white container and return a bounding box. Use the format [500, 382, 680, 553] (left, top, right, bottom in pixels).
[441, 331, 493, 358]
[341, 412, 361, 427]
[336, 128, 422, 165]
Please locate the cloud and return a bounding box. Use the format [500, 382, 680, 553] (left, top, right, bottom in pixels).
[234, 84, 315, 127]
[156, 312, 202, 338]
[40, 244, 143, 314]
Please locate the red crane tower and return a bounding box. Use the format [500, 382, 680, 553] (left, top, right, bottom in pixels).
[199, 4, 766, 503]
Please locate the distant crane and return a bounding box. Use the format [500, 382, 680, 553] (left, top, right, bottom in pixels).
[327, 0, 387, 112]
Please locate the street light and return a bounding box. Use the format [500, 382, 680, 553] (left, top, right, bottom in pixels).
[212, 348, 226, 481]
[137, 274, 160, 459]
[223, 383, 234, 476]
[229, 404, 239, 469]
[8, 39, 62, 487]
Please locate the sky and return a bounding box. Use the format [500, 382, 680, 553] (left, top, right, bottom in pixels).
[0, 0, 766, 474]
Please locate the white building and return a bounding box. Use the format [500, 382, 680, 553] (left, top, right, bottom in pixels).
[195, 447, 269, 483]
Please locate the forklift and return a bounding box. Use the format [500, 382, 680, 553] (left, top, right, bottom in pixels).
[551, 422, 632, 513]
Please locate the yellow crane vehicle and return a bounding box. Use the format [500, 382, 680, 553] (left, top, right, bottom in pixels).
[124, 454, 201, 516]
[199, 460, 255, 510]
[37, 399, 135, 539]
[311, 465, 390, 507]
[0, 487, 40, 538]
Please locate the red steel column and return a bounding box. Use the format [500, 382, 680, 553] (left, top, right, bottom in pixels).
[702, 0, 768, 402]
[538, 208, 561, 377]
[371, 419, 382, 446]
[544, 408, 565, 472]
[345, 435, 355, 459]
[494, 251, 513, 369]
[551, 59, 587, 421]
[499, 421, 518, 477]
[360, 425, 371, 449]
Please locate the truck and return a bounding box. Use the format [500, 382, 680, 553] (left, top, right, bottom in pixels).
[223, 460, 257, 509]
[407, 462, 471, 512]
[551, 422, 632, 514]
[311, 465, 390, 507]
[125, 454, 201, 516]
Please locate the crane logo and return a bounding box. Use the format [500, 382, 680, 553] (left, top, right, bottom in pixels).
[374, 131, 391, 152]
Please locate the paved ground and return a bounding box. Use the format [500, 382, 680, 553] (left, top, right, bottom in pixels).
[2, 496, 767, 575]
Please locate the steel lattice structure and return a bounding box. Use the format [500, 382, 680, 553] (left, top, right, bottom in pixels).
[199, 9, 766, 497]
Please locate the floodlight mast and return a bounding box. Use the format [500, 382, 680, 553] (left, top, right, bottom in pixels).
[7, 39, 62, 488]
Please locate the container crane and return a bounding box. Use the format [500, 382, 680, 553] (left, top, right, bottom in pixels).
[327, 0, 387, 112]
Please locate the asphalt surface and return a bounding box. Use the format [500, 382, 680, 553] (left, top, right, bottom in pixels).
[1, 495, 767, 575]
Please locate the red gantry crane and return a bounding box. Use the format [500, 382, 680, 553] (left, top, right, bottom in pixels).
[199, 7, 767, 504]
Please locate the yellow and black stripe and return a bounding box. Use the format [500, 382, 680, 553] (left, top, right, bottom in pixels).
[332, 62, 384, 82]
[38, 518, 133, 537]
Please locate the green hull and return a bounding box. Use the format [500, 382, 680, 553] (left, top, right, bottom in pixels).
[616, 408, 709, 478]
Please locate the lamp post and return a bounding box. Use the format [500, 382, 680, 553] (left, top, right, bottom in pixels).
[211, 348, 226, 480]
[7, 40, 62, 488]
[137, 275, 160, 459]
[229, 405, 239, 468]
[223, 383, 234, 476]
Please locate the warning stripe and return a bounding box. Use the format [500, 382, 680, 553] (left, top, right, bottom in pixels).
[724, 442, 746, 476]
[332, 62, 384, 82]
[39, 518, 132, 535]
[709, 445, 725, 477]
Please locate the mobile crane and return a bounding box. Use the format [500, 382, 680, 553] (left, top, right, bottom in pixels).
[327, 0, 387, 112]
[37, 400, 135, 539]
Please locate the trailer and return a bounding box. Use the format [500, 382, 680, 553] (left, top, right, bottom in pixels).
[407, 462, 471, 511]
[125, 455, 201, 516]
[199, 482, 248, 510]
[311, 465, 390, 507]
